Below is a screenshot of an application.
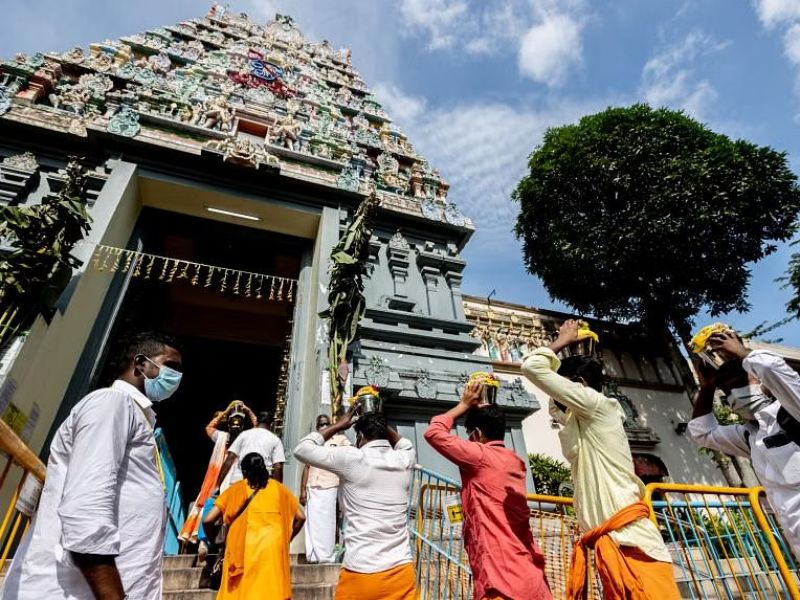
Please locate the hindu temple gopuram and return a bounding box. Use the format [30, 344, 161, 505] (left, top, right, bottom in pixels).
[0, 6, 540, 530]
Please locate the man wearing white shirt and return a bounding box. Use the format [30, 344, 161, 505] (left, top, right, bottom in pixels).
[688, 331, 800, 559]
[294, 410, 417, 600]
[218, 410, 285, 485]
[1, 332, 183, 600]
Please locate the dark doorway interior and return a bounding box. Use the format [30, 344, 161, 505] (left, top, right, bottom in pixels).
[95, 207, 306, 502]
[156, 335, 282, 497]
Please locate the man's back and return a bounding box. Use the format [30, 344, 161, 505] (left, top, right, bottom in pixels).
[424, 413, 550, 600]
[228, 427, 285, 479]
[294, 434, 415, 574]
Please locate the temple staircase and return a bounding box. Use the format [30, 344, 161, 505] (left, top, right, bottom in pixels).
[162, 554, 339, 599]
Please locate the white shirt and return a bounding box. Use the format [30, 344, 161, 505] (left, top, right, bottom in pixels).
[227, 427, 285, 486]
[1, 380, 166, 599]
[688, 350, 800, 556]
[522, 348, 673, 562]
[293, 432, 415, 573]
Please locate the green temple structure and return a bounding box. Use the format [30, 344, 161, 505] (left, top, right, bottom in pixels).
[0, 5, 540, 536]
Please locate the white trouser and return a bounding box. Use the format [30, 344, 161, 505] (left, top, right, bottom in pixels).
[304, 487, 338, 563]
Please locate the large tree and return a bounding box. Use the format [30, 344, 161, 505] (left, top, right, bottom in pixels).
[513, 104, 800, 342]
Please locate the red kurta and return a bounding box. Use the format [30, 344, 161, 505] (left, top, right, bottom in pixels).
[424, 415, 552, 600]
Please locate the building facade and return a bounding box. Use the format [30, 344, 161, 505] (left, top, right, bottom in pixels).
[0, 8, 538, 502]
[463, 295, 728, 488]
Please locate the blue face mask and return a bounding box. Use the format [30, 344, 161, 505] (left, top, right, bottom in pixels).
[142, 356, 183, 403]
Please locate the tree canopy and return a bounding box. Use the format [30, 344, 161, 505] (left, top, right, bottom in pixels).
[513, 104, 800, 341]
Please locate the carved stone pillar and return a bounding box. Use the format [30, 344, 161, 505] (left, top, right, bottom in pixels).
[445, 270, 464, 320]
[386, 230, 414, 311]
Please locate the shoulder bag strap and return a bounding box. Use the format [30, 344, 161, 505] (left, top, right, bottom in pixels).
[230, 488, 259, 525]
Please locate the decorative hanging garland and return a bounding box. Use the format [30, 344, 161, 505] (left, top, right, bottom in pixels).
[91, 244, 297, 302]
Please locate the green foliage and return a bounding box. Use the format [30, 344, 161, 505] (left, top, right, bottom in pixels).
[513, 104, 800, 342]
[319, 192, 380, 407]
[528, 452, 572, 497]
[0, 157, 90, 348]
[785, 239, 800, 318]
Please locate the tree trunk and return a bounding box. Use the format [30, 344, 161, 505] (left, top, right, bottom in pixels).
[714, 451, 743, 487]
[733, 456, 760, 488]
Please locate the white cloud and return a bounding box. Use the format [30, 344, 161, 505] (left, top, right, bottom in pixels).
[398, 0, 468, 50]
[372, 83, 427, 126]
[375, 84, 614, 240]
[753, 0, 800, 28]
[750, 0, 800, 98]
[784, 22, 800, 65]
[396, 0, 587, 86]
[518, 13, 583, 87]
[640, 31, 728, 119]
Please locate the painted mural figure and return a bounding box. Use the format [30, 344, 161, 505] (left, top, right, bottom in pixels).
[424, 373, 553, 600]
[293, 390, 418, 600]
[1, 333, 183, 600]
[688, 327, 800, 560]
[522, 320, 681, 600]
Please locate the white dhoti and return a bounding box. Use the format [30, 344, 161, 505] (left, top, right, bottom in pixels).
[304, 486, 338, 563]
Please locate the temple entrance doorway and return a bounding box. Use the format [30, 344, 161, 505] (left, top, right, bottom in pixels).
[94, 207, 306, 504]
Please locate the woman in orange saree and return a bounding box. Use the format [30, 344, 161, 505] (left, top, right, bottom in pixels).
[203, 452, 305, 600]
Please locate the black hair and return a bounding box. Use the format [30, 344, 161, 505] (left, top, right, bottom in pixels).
[558, 356, 604, 392]
[716, 359, 748, 394]
[464, 405, 506, 441]
[257, 411, 274, 426]
[240, 452, 270, 489]
[316, 413, 332, 425]
[112, 332, 180, 377]
[353, 412, 389, 442]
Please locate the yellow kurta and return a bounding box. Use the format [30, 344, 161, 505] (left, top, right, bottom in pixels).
[215, 478, 298, 600]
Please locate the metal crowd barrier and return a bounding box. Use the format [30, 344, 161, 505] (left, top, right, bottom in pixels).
[409, 467, 800, 600]
[645, 482, 800, 600]
[0, 418, 46, 568]
[408, 465, 598, 600]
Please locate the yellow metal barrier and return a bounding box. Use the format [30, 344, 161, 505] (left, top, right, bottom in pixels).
[644, 482, 800, 600]
[0, 417, 46, 571]
[412, 468, 800, 600]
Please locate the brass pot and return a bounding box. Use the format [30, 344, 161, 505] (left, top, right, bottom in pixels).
[481, 385, 498, 406]
[356, 393, 383, 415]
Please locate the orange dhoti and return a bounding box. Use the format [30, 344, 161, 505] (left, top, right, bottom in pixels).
[334, 563, 418, 600]
[567, 501, 680, 600]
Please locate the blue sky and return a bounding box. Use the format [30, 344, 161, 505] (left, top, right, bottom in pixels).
[3, 0, 800, 344]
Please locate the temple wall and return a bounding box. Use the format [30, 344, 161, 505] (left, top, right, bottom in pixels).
[0, 156, 140, 458]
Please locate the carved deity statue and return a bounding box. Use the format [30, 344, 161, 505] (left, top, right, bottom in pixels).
[199, 93, 234, 131]
[271, 114, 300, 150]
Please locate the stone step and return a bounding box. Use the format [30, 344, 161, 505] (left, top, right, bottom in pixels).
[163, 553, 310, 569]
[163, 564, 340, 590]
[163, 583, 334, 600]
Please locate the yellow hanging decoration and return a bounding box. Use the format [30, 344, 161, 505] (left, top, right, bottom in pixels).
[109, 248, 123, 273]
[167, 260, 179, 283]
[145, 255, 156, 279]
[132, 254, 144, 278]
[233, 271, 242, 295]
[158, 257, 169, 281]
[90, 245, 299, 304]
[121, 250, 134, 274]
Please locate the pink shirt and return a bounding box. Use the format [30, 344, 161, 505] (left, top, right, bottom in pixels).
[424, 415, 552, 600]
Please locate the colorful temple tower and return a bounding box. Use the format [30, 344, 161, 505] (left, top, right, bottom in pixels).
[0, 8, 539, 500]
